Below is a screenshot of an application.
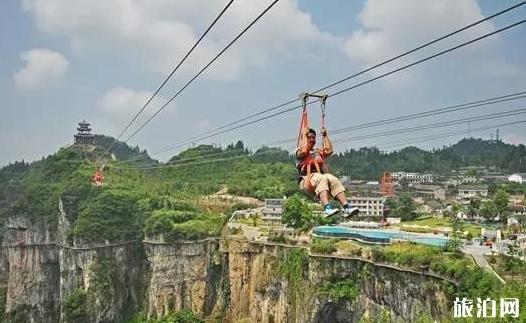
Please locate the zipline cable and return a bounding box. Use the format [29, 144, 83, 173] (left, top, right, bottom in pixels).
[162, 2, 526, 149]
[122, 0, 282, 144]
[108, 0, 235, 152]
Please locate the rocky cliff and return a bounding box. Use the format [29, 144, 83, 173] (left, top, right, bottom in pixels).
[0, 218, 454, 323]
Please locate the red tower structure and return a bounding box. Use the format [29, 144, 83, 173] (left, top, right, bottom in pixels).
[380, 171, 395, 197]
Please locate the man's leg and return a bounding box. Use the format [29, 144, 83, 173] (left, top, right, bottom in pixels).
[310, 174, 337, 217]
[326, 173, 359, 216]
[319, 191, 331, 205]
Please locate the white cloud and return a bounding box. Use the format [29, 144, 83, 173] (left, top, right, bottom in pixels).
[21, 0, 336, 80]
[344, 0, 498, 75]
[99, 87, 170, 121]
[13, 48, 69, 90]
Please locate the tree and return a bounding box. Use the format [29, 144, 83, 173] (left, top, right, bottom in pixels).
[466, 197, 481, 218]
[480, 200, 498, 221]
[396, 193, 417, 221]
[503, 242, 523, 279]
[282, 194, 314, 231]
[447, 216, 464, 254]
[493, 189, 510, 219]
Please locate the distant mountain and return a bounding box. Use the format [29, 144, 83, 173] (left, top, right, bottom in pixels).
[328, 138, 526, 179]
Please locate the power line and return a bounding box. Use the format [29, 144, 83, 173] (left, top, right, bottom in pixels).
[161, 1, 526, 150]
[114, 108, 526, 170]
[377, 120, 526, 150]
[122, 0, 282, 144]
[111, 118, 526, 171]
[159, 18, 526, 152]
[265, 92, 526, 146]
[119, 90, 526, 164]
[333, 108, 526, 144]
[108, 0, 235, 152]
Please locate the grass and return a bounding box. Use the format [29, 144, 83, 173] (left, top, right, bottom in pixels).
[402, 216, 482, 238]
[335, 240, 363, 256]
[310, 238, 338, 254]
[487, 255, 526, 284]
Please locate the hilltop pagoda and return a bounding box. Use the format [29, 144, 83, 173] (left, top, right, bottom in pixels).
[74, 119, 95, 145]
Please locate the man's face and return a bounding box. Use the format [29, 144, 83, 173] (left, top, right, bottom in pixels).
[307, 132, 316, 148]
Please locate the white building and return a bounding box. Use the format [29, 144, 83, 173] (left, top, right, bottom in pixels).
[457, 185, 488, 200]
[349, 196, 385, 217]
[262, 199, 285, 222]
[391, 172, 434, 183]
[508, 173, 526, 184]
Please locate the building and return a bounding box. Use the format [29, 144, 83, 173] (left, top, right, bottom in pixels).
[261, 199, 285, 223]
[411, 184, 446, 201]
[457, 185, 488, 200]
[391, 172, 434, 183]
[508, 173, 526, 184]
[74, 120, 95, 145]
[344, 180, 381, 197]
[481, 172, 507, 184]
[349, 196, 385, 217]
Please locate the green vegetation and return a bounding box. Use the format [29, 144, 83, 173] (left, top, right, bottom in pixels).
[335, 240, 362, 256]
[320, 279, 359, 302]
[385, 193, 418, 220]
[90, 255, 118, 293]
[268, 234, 294, 244]
[370, 242, 441, 268]
[446, 217, 464, 254]
[0, 285, 6, 322]
[402, 216, 481, 237]
[310, 238, 338, 254]
[94, 135, 158, 166]
[73, 190, 143, 242]
[488, 251, 526, 284]
[0, 140, 296, 243]
[330, 138, 526, 179]
[281, 194, 331, 231]
[129, 309, 204, 323]
[144, 210, 224, 242]
[278, 249, 309, 310]
[63, 289, 89, 323]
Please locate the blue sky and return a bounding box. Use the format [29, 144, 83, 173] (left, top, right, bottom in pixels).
[1, 0, 525, 166]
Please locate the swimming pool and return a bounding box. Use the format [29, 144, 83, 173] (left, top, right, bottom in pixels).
[313, 226, 449, 247]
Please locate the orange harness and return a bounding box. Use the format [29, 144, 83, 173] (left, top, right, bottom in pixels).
[296, 93, 328, 195]
[92, 168, 104, 186]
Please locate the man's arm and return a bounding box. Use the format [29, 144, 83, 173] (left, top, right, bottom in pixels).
[297, 126, 310, 158]
[321, 127, 334, 156]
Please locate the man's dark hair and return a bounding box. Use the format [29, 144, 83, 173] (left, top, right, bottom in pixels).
[308, 128, 316, 136]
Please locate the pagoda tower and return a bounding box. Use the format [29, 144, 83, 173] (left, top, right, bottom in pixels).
[74, 120, 95, 145]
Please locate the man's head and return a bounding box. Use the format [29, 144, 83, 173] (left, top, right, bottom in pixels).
[307, 128, 316, 148]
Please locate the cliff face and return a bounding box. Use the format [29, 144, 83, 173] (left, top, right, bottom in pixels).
[0, 216, 146, 323]
[145, 239, 453, 323]
[1, 217, 60, 323]
[0, 217, 453, 323]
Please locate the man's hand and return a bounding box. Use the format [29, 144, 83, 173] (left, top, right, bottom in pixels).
[321, 126, 328, 137]
[303, 126, 310, 137]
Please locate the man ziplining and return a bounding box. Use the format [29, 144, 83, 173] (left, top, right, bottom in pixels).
[296, 92, 359, 217]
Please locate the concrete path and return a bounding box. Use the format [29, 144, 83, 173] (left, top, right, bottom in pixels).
[463, 245, 492, 269]
[463, 244, 506, 283]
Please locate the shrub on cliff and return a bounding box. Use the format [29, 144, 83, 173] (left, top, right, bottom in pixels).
[310, 238, 338, 254]
[130, 309, 204, 323]
[63, 289, 89, 323]
[73, 190, 143, 242]
[144, 209, 225, 241]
